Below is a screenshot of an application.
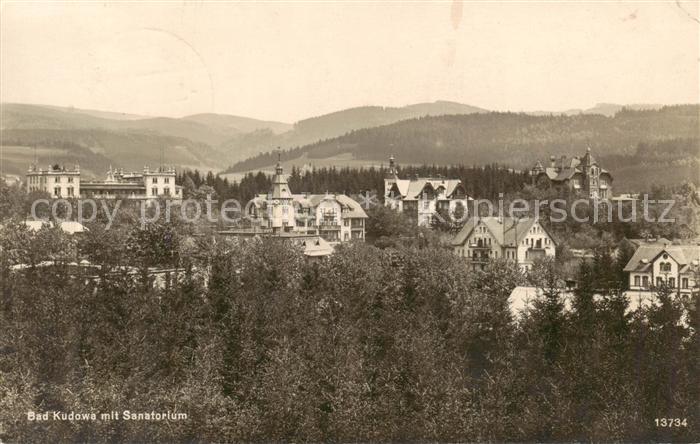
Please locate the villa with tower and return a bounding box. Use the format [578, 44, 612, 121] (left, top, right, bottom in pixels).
[246, 158, 368, 244]
[529, 147, 613, 199]
[383, 155, 468, 226]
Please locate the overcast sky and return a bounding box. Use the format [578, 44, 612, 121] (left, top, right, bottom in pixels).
[1, 1, 698, 122]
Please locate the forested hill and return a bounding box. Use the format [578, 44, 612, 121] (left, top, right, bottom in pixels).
[225, 105, 700, 173]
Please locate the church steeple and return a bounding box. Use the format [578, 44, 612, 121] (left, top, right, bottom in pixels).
[387, 154, 398, 178]
[270, 148, 291, 199]
[275, 148, 284, 176]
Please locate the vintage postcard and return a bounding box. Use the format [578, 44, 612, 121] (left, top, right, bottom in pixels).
[1, 1, 698, 442]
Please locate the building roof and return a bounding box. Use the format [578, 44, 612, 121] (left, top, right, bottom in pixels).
[334, 194, 369, 218]
[59, 221, 89, 234]
[451, 217, 547, 247]
[623, 244, 700, 272]
[273, 234, 335, 257]
[254, 193, 368, 219]
[300, 236, 334, 257]
[390, 178, 464, 200]
[23, 220, 88, 234]
[293, 194, 368, 218]
[534, 150, 611, 183]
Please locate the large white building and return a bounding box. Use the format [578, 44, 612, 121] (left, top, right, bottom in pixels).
[26, 164, 81, 198]
[451, 216, 556, 271]
[384, 156, 468, 226]
[624, 242, 699, 295]
[247, 161, 368, 244]
[26, 164, 182, 200]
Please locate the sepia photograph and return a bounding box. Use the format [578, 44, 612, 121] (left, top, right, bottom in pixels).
[0, 1, 699, 442]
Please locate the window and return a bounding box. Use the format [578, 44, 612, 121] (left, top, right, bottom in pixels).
[642, 276, 649, 288]
[67, 187, 74, 197]
[68, 177, 74, 183]
[164, 188, 171, 195]
[152, 187, 158, 196]
[344, 219, 349, 227]
[660, 262, 672, 272]
[668, 277, 675, 288]
[164, 178, 170, 184]
[54, 187, 60, 196]
[682, 278, 689, 289]
[656, 277, 663, 287]
[423, 201, 429, 210]
[55, 177, 60, 183]
[634, 276, 640, 287]
[153, 178, 158, 184]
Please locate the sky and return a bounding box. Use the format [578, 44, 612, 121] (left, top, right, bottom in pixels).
[1, 1, 698, 123]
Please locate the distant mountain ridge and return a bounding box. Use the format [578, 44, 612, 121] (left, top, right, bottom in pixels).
[216, 101, 489, 160]
[225, 106, 700, 188]
[0, 101, 489, 176]
[527, 103, 665, 117]
[2, 101, 696, 185]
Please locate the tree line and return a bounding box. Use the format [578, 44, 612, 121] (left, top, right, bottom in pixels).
[178, 164, 528, 204]
[0, 212, 698, 442]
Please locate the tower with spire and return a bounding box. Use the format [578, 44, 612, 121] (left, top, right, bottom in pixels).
[268, 149, 295, 233]
[529, 146, 612, 199]
[384, 154, 400, 202]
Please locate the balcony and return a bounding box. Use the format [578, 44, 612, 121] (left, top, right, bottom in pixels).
[318, 224, 340, 231]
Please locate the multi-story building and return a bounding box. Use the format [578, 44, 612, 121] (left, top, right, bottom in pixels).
[624, 242, 699, 295]
[248, 160, 368, 244]
[26, 164, 81, 198]
[384, 155, 468, 226]
[529, 147, 613, 199]
[26, 164, 182, 200]
[451, 216, 556, 271]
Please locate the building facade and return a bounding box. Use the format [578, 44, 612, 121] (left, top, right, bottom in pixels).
[624, 242, 699, 295]
[26, 164, 182, 200]
[26, 164, 81, 198]
[247, 161, 368, 244]
[384, 156, 468, 226]
[529, 147, 613, 199]
[451, 216, 556, 271]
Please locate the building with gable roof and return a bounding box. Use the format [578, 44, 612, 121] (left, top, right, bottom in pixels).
[529, 147, 613, 199]
[383, 155, 468, 226]
[623, 241, 700, 294]
[247, 158, 368, 244]
[451, 216, 556, 271]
